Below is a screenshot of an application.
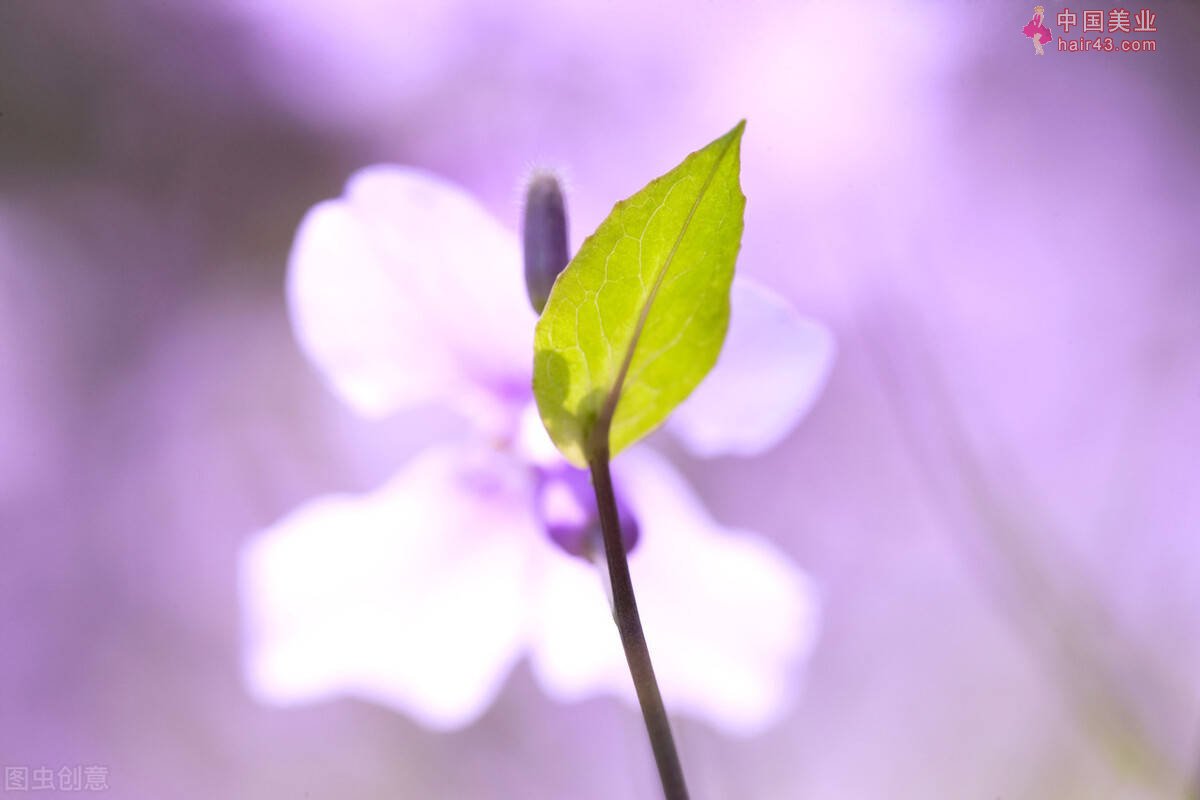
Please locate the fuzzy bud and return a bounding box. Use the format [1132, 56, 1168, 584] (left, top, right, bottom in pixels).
[522, 173, 570, 314]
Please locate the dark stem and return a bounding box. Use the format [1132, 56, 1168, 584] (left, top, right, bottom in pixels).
[588, 446, 689, 800]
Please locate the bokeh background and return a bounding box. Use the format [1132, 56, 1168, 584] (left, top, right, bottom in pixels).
[2, 1, 1198, 797]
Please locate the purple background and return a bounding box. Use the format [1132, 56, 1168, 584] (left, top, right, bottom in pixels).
[1, 1, 1197, 797]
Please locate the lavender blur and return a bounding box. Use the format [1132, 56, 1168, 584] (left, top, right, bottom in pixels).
[9, 3, 1199, 798]
[522, 173, 570, 314]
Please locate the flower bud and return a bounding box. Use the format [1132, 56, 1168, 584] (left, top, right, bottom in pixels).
[522, 173, 570, 314]
[537, 465, 640, 560]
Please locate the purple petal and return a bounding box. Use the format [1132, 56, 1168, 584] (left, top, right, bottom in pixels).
[287, 167, 535, 421]
[668, 277, 835, 458]
[239, 445, 537, 731]
[527, 447, 819, 735]
[536, 463, 639, 559]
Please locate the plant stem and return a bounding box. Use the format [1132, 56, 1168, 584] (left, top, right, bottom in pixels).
[588, 447, 689, 800]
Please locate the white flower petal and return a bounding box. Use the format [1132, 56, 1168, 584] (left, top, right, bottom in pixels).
[668, 278, 835, 457]
[288, 166, 534, 420]
[239, 445, 537, 730]
[528, 447, 819, 735]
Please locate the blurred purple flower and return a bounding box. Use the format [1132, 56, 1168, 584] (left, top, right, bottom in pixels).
[238, 167, 835, 735]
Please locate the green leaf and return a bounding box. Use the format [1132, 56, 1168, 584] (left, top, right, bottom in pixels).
[533, 121, 747, 467]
